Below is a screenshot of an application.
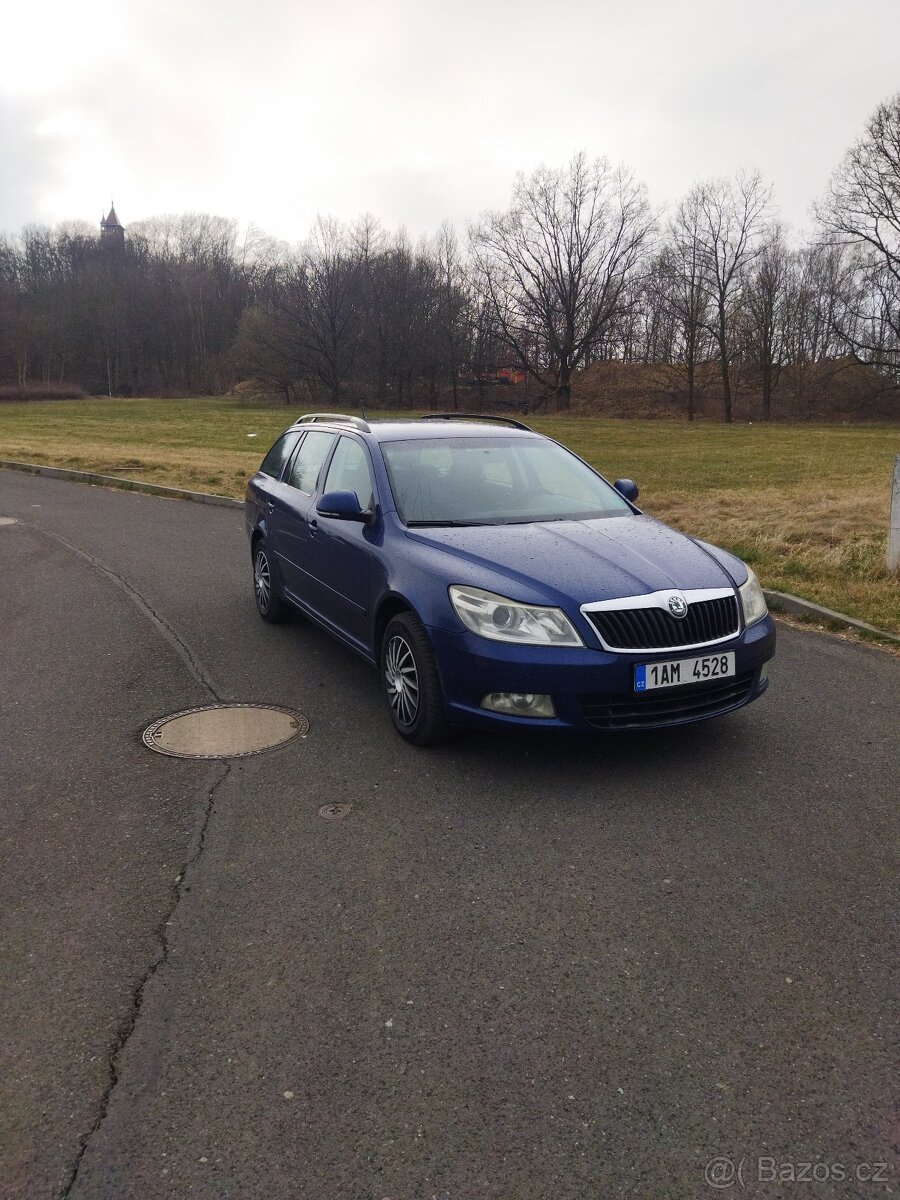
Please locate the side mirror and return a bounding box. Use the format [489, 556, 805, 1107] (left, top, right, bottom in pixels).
[614, 478, 639, 503]
[316, 490, 371, 522]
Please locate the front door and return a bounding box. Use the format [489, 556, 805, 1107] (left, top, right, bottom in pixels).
[304, 434, 378, 651]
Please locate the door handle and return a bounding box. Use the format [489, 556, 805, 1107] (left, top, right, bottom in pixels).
[309, 518, 318, 536]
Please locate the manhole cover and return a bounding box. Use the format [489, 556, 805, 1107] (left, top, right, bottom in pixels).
[318, 803, 352, 821]
[142, 704, 309, 759]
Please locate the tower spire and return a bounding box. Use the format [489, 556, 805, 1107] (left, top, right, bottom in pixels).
[100, 202, 125, 250]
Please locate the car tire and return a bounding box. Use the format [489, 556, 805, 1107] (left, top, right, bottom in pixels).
[381, 613, 451, 746]
[253, 538, 288, 623]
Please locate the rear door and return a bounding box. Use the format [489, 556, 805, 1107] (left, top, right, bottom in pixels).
[266, 430, 335, 602]
[246, 429, 303, 538]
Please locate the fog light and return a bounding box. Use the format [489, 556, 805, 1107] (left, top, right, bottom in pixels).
[481, 692, 556, 718]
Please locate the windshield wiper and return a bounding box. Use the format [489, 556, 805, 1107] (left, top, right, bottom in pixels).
[406, 519, 495, 527]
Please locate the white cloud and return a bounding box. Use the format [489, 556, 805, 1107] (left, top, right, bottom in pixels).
[1, 0, 898, 240]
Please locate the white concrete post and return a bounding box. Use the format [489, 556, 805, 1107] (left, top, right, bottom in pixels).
[889, 454, 900, 573]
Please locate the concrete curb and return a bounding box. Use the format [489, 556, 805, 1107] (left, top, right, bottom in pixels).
[3, 458, 897, 644]
[0, 459, 242, 509]
[763, 589, 899, 644]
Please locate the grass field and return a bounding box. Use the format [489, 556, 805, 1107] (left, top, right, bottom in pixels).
[1, 396, 898, 634]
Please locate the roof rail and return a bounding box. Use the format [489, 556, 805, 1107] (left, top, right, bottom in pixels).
[419, 413, 533, 432]
[296, 412, 371, 432]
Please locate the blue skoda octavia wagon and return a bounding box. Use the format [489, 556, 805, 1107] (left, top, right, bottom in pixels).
[245, 413, 775, 744]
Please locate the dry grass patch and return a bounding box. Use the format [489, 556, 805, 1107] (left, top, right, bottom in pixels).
[649, 485, 897, 633]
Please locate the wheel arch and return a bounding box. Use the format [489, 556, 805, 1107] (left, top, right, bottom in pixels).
[373, 593, 415, 656]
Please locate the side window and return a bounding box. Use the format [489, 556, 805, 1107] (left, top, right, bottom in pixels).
[285, 431, 335, 495]
[259, 431, 302, 480]
[322, 436, 375, 510]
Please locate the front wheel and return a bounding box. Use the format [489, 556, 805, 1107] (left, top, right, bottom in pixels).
[252, 538, 288, 623]
[381, 613, 451, 746]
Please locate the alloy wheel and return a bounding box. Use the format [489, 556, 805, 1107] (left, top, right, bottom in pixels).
[384, 634, 420, 726]
[254, 547, 271, 613]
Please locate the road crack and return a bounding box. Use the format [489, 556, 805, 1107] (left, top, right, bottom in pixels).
[20, 521, 222, 699]
[59, 761, 232, 1198]
[11, 517, 231, 1197]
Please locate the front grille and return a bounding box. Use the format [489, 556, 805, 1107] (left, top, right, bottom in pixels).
[579, 671, 756, 730]
[587, 594, 740, 650]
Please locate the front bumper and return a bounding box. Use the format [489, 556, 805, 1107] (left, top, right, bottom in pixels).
[428, 615, 776, 732]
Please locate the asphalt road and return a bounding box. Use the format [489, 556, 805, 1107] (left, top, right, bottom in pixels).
[1, 469, 897, 1200]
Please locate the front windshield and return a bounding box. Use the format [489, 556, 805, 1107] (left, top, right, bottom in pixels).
[381, 435, 633, 526]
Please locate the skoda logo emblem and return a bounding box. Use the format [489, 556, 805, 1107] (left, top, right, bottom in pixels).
[667, 593, 688, 619]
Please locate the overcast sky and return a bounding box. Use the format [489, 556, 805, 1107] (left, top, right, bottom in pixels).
[2, 0, 898, 244]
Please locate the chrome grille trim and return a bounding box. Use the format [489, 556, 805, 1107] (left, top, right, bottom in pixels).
[581, 587, 741, 653]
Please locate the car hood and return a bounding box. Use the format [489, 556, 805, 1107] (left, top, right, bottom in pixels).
[406, 515, 739, 605]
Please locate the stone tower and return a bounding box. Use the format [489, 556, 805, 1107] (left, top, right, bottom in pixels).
[100, 203, 125, 251]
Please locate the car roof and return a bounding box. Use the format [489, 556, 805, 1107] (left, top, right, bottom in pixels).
[286, 415, 541, 443]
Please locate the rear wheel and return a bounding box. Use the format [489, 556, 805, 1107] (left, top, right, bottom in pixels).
[253, 538, 288, 623]
[381, 613, 451, 746]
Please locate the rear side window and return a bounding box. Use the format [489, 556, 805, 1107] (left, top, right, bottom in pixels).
[259, 431, 302, 480]
[322, 436, 375, 509]
[285, 431, 335, 495]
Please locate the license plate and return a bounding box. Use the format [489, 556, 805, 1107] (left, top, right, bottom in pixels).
[634, 651, 735, 692]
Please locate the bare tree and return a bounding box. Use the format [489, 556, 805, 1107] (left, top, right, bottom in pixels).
[302, 216, 362, 404]
[5, 149, 899, 417]
[632, 262, 678, 366]
[470, 153, 654, 410]
[740, 225, 793, 419]
[694, 171, 771, 421]
[791, 242, 847, 366]
[659, 190, 713, 420]
[435, 222, 468, 409]
[816, 92, 900, 378]
[232, 303, 301, 403]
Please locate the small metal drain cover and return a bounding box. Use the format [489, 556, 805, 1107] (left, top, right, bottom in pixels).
[318, 803, 352, 821]
[142, 704, 308, 760]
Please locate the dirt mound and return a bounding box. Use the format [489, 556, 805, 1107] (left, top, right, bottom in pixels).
[229, 379, 269, 396]
[571, 358, 899, 421]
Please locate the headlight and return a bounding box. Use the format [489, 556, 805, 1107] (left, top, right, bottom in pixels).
[449, 585, 583, 646]
[739, 566, 768, 626]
